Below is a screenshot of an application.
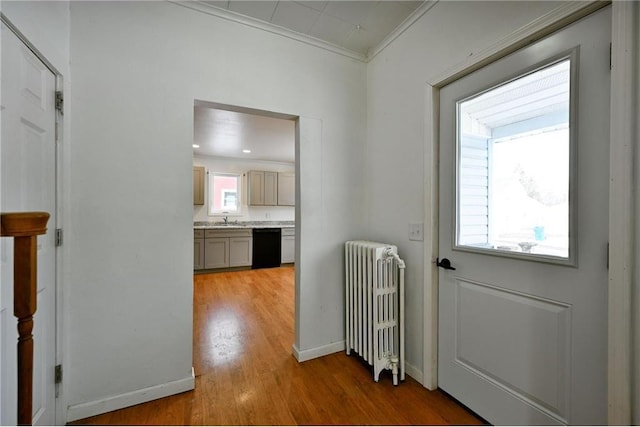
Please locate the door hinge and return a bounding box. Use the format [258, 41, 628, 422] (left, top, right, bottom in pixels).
[55, 365, 63, 384]
[55, 228, 63, 247]
[55, 91, 64, 114]
[609, 42, 612, 70]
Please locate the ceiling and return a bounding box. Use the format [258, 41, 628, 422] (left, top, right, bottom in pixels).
[196, 1, 425, 58]
[193, 105, 296, 163]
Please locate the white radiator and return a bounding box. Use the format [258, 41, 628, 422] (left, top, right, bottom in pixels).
[345, 240, 406, 385]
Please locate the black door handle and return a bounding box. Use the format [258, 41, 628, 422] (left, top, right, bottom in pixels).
[436, 258, 456, 270]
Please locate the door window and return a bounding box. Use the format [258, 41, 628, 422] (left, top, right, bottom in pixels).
[456, 58, 573, 261]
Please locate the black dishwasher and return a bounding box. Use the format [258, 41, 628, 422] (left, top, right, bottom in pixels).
[252, 228, 281, 269]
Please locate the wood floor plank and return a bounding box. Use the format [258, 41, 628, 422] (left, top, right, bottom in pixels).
[72, 266, 485, 426]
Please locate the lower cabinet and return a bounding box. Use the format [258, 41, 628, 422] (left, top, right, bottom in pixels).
[196, 227, 295, 270]
[204, 238, 228, 269]
[194, 230, 205, 270]
[281, 228, 295, 264]
[196, 229, 253, 270]
[229, 237, 252, 267]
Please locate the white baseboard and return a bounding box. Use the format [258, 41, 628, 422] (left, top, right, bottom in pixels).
[404, 361, 424, 386]
[292, 341, 345, 362]
[66, 368, 195, 423]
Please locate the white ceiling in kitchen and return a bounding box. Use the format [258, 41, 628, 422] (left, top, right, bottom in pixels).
[193, 103, 296, 163]
[193, 0, 426, 59]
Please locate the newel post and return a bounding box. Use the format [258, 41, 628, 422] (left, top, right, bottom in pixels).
[1, 212, 50, 426]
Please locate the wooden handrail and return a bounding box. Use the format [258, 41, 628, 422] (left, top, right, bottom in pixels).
[1, 212, 49, 426]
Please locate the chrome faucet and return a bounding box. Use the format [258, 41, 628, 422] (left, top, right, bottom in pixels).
[223, 216, 229, 224]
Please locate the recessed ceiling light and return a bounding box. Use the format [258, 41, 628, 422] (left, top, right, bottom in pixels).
[192, 144, 200, 148]
[242, 149, 251, 153]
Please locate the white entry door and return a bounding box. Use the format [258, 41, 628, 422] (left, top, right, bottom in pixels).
[438, 8, 610, 425]
[1, 23, 58, 425]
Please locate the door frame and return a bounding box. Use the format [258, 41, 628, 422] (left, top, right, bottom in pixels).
[422, 1, 637, 424]
[0, 14, 66, 426]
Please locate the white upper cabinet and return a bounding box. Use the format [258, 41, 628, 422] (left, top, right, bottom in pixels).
[248, 170, 291, 206]
[193, 166, 205, 205]
[264, 171, 278, 205]
[248, 170, 277, 206]
[277, 172, 295, 206]
[248, 170, 265, 205]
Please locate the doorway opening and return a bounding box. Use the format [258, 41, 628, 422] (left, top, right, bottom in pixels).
[190, 100, 298, 380]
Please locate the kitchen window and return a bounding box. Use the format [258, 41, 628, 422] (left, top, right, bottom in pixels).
[209, 172, 241, 216]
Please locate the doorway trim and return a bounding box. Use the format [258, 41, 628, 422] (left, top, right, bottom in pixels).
[422, 1, 636, 424]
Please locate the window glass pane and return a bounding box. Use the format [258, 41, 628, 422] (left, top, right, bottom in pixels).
[457, 59, 571, 259]
[223, 191, 237, 209]
[210, 173, 240, 214]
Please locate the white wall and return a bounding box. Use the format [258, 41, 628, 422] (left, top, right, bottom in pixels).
[68, 0, 366, 419]
[365, 0, 565, 378]
[193, 155, 295, 222]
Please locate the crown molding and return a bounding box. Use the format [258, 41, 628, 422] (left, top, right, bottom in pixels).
[169, 1, 368, 62]
[367, 1, 438, 61]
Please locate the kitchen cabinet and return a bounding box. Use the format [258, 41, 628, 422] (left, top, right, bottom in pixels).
[229, 236, 252, 267]
[248, 170, 278, 206]
[248, 171, 264, 205]
[204, 238, 228, 269]
[281, 228, 295, 264]
[201, 229, 253, 269]
[194, 229, 204, 270]
[277, 172, 295, 206]
[193, 166, 205, 205]
[264, 172, 277, 205]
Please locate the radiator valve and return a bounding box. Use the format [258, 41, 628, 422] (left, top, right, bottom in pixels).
[389, 356, 400, 386]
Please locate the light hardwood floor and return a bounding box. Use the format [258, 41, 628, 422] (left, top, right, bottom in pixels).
[73, 267, 484, 425]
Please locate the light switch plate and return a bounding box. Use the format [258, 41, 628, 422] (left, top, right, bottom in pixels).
[409, 223, 423, 241]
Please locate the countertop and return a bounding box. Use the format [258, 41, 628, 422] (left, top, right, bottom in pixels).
[194, 221, 295, 230]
